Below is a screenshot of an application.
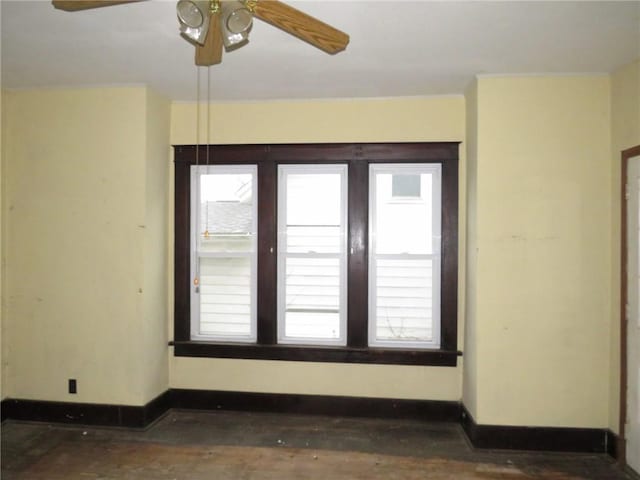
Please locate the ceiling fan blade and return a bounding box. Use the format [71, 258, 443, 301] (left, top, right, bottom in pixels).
[195, 11, 223, 66]
[52, 1, 144, 11]
[251, 0, 349, 54]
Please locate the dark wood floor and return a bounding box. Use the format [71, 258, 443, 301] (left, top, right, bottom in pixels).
[1, 410, 635, 479]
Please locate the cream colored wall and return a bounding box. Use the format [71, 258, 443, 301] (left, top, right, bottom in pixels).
[609, 60, 640, 433]
[142, 89, 171, 402]
[3, 87, 169, 406]
[470, 76, 612, 428]
[171, 97, 465, 145]
[0, 0, 4, 402]
[1, 76, 619, 426]
[169, 96, 466, 400]
[1, 88, 5, 400]
[462, 80, 478, 417]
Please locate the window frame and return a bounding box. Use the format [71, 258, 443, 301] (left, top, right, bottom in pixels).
[368, 163, 442, 349]
[173, 143, 461, 367]
[190, 164, 258, 343]
[277, 164, 349, 346]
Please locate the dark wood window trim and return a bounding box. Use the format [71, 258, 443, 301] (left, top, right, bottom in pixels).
[619, 144, 640, 464]
[173, 142, 461, 366]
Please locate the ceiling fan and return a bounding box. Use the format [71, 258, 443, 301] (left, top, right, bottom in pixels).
[51, 0, 350, 66]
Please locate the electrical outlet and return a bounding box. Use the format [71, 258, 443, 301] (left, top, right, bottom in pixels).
[68, 379, 77, 394]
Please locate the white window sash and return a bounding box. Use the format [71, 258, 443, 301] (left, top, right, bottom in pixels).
[277, 164, 348, 346]
[190, 164, 258, 343]
[368, 163, 442, 349]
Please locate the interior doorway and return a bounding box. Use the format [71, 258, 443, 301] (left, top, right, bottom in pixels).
[622, 145, 640, 475]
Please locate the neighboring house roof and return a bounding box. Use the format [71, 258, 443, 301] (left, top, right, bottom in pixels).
[201, 201, 252, 234]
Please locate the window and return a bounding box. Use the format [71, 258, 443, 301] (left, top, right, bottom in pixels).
[277, 165, 348, 345]
[190, 165, 257, 342]
[174, 143, 460, 366]
[369, 165, 441, 349]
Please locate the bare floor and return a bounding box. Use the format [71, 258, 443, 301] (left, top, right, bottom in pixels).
[1, 410, 635, 479]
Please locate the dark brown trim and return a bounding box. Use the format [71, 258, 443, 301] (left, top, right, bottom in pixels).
[174, 159, 191, 342]
[440, 150, 459, 351]
[620, 144, 640, 466]
[169, 389, 461, 421]
[2, 390, 460, 427]
[257, 158, 277, 345]
[173, 143, 461, 165]
[607, 429, 620, 459]
[174, 144, 268, 164]
[0, 391, 620, 458]
[1, 399, 9, 423]
[141, 390, 173, 427]
[461, 405, 607, 454]
[2, 398, 125, 426]
[0, 390, 171, 429]
[173, 142, 460, 366]
[347, 159, 368, 348]
[172, 341, 460, 366]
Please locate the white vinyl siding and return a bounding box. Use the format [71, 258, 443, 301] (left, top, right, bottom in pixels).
[277, 164, 348, 346]
[190, 165, 257, 342]
[369, 164, 441, 349]
[199, 256, 252, 336]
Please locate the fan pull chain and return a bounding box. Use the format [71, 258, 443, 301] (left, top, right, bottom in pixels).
[202, 66, 212, 239]
[194, 67, 201, 289]
[195, 67, 200, 168]
[206, 66, 211, 167]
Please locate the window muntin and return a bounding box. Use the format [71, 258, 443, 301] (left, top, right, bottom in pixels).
[190, 165, 257, 342]
[277, 165, 348, 346]
[369, 164, 442, 349]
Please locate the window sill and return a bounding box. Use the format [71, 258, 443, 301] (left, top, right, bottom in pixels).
[170, 341, 461, 366]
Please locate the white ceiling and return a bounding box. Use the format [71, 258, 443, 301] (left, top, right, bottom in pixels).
[1, 1, 639, 102]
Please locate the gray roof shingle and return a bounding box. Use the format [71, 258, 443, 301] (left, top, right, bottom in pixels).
[201, 201, 252, 234]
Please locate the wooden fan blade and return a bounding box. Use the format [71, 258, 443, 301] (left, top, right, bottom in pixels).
[52, 1, 144, 11]
[195, 11, 223, 66]
[251, 0, 349, 54]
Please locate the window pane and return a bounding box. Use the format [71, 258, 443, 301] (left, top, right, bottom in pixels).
[285, 311, 340, 339]
[286, 173, 341, 225]
[375, 258, 434, 342]
[370, 164, 441, 349]
[198, 256, 251, 337]
[278, 165, 347, 346]
[392, 174, 421, 198]
[199, 173, 254, 253]
[284, 257, 341, 340]
[285, 173, 341, 254]
[287, 226, 340, 254]
[375, 172, 433, 255]
[191, 165, 257, 342]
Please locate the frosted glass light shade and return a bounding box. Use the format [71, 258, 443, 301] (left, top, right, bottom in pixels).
[177, 0, 211, 45]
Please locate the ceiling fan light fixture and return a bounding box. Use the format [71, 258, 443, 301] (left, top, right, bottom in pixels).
[177, 0, 208, 27]
[177, 0, 211, 45]
[179, 23, 208, 45]
[220, 1, 252, 50]
[225, 5, 252, 33]
[52, 0, 350, 66]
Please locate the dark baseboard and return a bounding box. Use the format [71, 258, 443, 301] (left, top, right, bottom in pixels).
[0, 391, 621, 460]
[1, 390, 170, 429]
[169, 388, 461, 422]
[1, 398, 9, 423]
[1, 389, 459, 428]
[461, 405, 607, 454]
[606, 429, 620, 459]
